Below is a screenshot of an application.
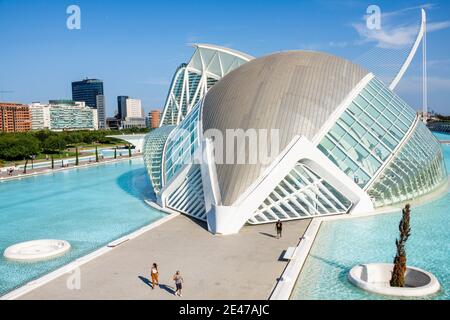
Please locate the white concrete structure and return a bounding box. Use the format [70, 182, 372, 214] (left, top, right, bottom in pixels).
[109, 134, 146, 152]
[160, 44, 253, 126]
[4, 240, 71, 262]
[143, 51, 447, 235]
[348, 263, 440, 297]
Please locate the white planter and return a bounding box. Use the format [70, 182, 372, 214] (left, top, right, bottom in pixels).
[348, 263, 440, 297]
[4, 240, 71, 262]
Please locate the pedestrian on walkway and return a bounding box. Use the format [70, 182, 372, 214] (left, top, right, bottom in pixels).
[151, 263, 159, 289]
[276, 220, 283, 239]
[173, 270, 184, 297]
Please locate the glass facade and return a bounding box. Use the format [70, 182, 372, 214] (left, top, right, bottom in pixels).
[160, 45, 251, 126]
[49, 105, 96, 131]
[318, 77, 416, 188]
[71, 79, 104, 109]
[166, 164, 206, 220]
[161, 65, 186, 126]
[117, 96, 129, 120]
[142, 125, 176, 193]
[368, 122, 447, 207]
[164, 100, 202, 183]
[248, 163, 352, 224]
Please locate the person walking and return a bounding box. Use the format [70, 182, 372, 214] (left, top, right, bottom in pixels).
[150, 263, 159, 289]
[173, 271, 184, 297]
[276, 220, 283, 239]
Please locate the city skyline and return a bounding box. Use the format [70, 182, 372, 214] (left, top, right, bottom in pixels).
[0, 0, 450, 116]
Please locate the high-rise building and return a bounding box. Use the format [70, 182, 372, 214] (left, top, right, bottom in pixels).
[71, 79, 104, 108]
[117, 97, 146, 129]
[0, 102, 32, 132]
[29, 103, 51, 130]
[96, 94, 106, 129]
[71, 78, 105, 129]
[149, 110, 161, 129]
[117, 96, 129, 120]
[125, 98, 143, 118]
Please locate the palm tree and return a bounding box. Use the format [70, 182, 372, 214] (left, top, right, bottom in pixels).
[128, 144, 132, 157]
[51, 155, 54, 169]
[114, 147, 117, 159]
[95, 145, 99, 162]
[390, 204, 411, 287]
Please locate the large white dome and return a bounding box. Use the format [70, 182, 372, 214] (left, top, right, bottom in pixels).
[202, 50, 369, 205]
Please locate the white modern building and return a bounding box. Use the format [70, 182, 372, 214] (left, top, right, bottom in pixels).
[159, 44, 253, 126]
[143, 51, 447, 235]
[118, 97, 147, 129]
[29, 103, 51, 130]
[30, 100, 98, 131]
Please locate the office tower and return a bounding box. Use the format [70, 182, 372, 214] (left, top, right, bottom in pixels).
[72, 78, 105, 129]
[117, 96, 129, 120]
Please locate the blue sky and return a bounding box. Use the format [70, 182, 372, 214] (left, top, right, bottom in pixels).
[0, 0, 449, 116]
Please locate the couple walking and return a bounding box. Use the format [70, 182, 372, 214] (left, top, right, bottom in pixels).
[150, 263, 184, 297]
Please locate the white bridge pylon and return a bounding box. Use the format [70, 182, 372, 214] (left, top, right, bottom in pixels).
[389, 8, 427, 123]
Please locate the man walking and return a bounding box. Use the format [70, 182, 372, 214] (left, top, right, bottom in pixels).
[276, 220, 283, 239]
[173, 270, 184, 297]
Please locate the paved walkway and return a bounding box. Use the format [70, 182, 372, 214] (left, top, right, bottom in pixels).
[20, 215, 310, 300]
[0, 154, 141, 182]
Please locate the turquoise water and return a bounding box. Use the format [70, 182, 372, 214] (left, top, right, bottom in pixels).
[433, 132, 450, 142]
[0, 158, 163, 296]
[292, 132, 450, 300]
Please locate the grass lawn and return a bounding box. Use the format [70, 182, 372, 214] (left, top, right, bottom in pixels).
[0, 143, 132, 168]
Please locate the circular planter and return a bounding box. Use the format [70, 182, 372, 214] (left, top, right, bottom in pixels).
[348, 263, 440, 297]
[4, 240, 71, 262]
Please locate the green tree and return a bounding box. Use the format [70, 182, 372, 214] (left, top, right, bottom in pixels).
[95, 146, 99, 162]
[390, 204, 412, 287]
[0, 134, 40, 161]
[22, 136, 40, 173]
[42, 135, 66, 154]
[33, 129, 54, 143]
